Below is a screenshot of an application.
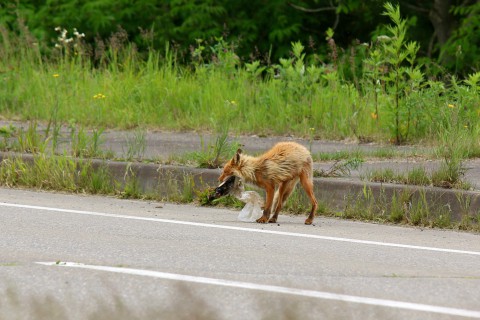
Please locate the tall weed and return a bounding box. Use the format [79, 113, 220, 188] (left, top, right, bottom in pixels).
[0, 5, 479, 147]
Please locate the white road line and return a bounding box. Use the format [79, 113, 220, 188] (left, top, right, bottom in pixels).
[36, 261, 480, 318]
[3, 202, 480, 257]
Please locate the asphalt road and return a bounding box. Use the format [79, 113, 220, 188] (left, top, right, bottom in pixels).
[1, 188, 480, 320]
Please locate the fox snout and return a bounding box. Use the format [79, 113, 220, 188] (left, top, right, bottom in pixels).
[218, 172, 228, 182]
[218, 166, 235, 182]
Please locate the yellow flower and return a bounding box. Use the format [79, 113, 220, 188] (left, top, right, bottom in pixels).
[225, 100, 237, 107]
[371, 112, 378, 120]
[448, 104, 455, 108]
[53, 74, 60, 78]
[93, 93, 106, 99]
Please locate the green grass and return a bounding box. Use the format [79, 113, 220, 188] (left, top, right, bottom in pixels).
[184, 127, 241, 168]
[312, 147, 429, 163]
[328, 186, 480, 231]
[0, 155, 113, 194]
[313, 150, 364, 162]
[0, 121, 113, 159]
[363, 166, 471, 190]
[0, 154, 198, 204]
[1, 20, 480, 145]
[1, 55, 359, 138]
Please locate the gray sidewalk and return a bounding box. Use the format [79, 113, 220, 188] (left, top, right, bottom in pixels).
[97, 129, 480, 190]
[1, 119, 480, 189]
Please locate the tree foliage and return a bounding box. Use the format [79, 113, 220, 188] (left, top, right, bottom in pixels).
[0, 0, 478, 74]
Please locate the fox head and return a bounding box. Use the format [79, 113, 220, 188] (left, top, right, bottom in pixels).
[218, 148, 242, 182]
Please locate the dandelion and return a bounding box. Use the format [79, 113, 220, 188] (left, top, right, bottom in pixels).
[225, 100, 237, 107]
[371, 112, 378, 120]
[93, 93, 106, 99]
[448, 104, 455, 108]
[53, 74, 60, 78]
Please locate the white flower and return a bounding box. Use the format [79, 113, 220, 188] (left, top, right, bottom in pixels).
[377, 35, 391, 42]
[299, 65, 305, 76]
[73, 28, 85, 39]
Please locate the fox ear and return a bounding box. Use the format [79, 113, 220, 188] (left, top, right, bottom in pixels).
[232, 148, 242, 164]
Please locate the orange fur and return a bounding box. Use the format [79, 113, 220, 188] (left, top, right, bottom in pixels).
[219, 142, 318, 225]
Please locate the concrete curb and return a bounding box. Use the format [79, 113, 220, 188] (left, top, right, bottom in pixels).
[1, 152, 480, 221]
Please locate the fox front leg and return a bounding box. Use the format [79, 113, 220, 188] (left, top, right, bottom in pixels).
[256, 184, 274, 223]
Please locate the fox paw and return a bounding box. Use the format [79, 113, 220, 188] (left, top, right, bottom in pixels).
[268, 217, 277, 223]
[304, 218, 313, 225]
[256, 217, 268, 223]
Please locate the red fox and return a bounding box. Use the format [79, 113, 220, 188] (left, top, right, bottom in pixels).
[218, 142, 318, 225]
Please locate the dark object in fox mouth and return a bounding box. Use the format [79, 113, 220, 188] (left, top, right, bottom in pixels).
[214, 175, 237, 198]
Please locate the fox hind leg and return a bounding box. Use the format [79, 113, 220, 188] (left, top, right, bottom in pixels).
[299, 171, 318, 225]
[269, 179, 297, 223]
